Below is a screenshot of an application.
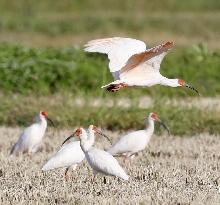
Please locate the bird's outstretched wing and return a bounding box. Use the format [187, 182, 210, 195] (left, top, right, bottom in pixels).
[84, 37, 147, 79]
[120, 41, 173, 75]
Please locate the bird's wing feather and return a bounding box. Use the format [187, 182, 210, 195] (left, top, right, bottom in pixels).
[11, 129, 29, 154]
[120, 41, 173, 74]
[42, 142, 85, 171]
[108, 130, 146, 155]
[84, 37, 146, 74]
[87, 148, 128, 179]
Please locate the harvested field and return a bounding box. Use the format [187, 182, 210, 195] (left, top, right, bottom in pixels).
[1, 127, 220, 204]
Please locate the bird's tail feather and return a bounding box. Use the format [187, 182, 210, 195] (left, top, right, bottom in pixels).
[42, 160, 55, 171]
[10, 143, 18, 155]
[120, 171, 129, 180]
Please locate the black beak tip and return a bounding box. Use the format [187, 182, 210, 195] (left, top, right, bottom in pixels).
[47, 117, 55, 127]
[97, 130, 112, 145]
[185, 84, 200, 95]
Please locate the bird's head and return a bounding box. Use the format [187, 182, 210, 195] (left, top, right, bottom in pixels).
[149, 112, 170, 134]
[40, 111, 47, 118]
[40, 111, 55, 127]
[61, 127, 85, 145]
[178, 79, 199, 95]
[88, 124, 112, 145]
[74, 128, 83, 137]
[88, 124, 98, 132]
[150, 112, 158, 121]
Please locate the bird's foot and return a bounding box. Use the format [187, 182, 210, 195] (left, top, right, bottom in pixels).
[107, 83, 128, 92]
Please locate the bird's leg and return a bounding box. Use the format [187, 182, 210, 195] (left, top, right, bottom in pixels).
[92, 175, 96, 183]
[91, 170, 97, 183]
[65, 167, 71, 181]
[27, 150, 34, 158]
[65, 164, 77, 181]
[123, 153, 132, 163]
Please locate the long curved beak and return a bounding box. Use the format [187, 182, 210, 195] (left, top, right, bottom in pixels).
[185, 83, 199, 95]
[96, 129, 112, 145]
[46, 117, 55, 127]
[62, 134, 75, 146]
[157, 118, 170, 135]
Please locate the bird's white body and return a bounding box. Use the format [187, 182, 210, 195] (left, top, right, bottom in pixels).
[42, 141, 85, 171]
[85, 147, 129, 180]
[108, 115, 155, 157]
[11, 113, 47, 156]
[84, 37, 180, 91]
[42, 126, 95, 174]
[79, 127, 129, 180]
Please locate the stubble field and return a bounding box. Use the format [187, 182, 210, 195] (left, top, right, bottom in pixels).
[1, 127, 220, 204]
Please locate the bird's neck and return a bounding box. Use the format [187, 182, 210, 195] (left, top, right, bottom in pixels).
[146, 119, 155, 136]
[39, 118, 47, 129]
[87, 130, 95, 148]
[80, 132, 94, 152]
[80, 140, 92, 152]
[160, 76, 179, 87]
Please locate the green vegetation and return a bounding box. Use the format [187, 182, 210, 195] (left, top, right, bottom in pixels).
[0, 43, 219, 97]
[0, 1, 219, 134]
[0, 43, 219, 135]
[0, 0, 219, 47]
[0, 94, 218, 136]
[1, 0, 220, 13]
[0, 41, 219, 135]
[0, 12, 219, 39]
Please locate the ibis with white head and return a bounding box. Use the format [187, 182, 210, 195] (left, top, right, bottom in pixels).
[107, 112, 169, 159]
[10, 111, 54, 156]
[84, 37, 199, 93]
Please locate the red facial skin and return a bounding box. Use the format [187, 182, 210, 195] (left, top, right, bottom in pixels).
[151, 112, 158, 121]
[92, 125, 97, 131]
[41, 111, 47, 117]
[75, 128, 82, 137]
[178, 79, 185, 86]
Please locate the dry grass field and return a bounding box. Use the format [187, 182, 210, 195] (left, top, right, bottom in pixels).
[1, 127, 220, 204]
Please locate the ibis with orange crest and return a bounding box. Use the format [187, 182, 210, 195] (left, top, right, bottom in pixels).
[84, 37, 199, 94]
[10, 111, 54, 156]
[107, 112, 169, 160]
[68, 127, 129, 181]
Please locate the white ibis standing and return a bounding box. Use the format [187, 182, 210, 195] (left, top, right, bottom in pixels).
[66, 127, 129, 181]
[42, 128, 88, 180]
[10, 111, 54, 156]
[84, 37, 199, 93]
[42, 125, 108, 180]
[107, 112, 169, 160]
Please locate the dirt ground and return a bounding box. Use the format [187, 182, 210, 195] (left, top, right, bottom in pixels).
[1, 127, 220, 205]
